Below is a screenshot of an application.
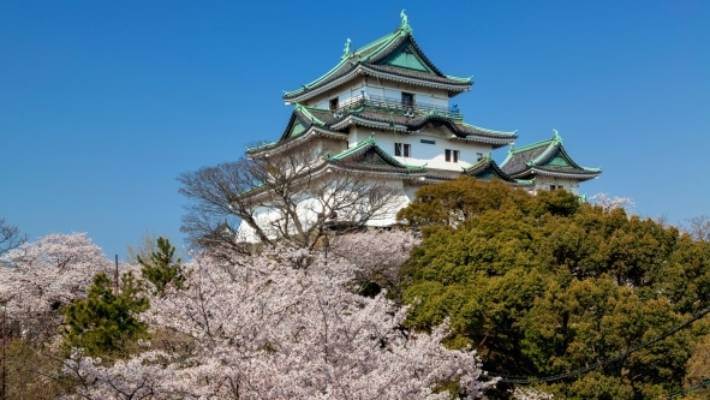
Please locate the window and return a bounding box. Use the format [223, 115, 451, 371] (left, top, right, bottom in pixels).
[401, 92, 414, 107]
[329, 97, 339, 112]
[550, 185, 558, 191]
[395, 142, 410, 157]
[445, 149, 460, 163]
[420, 139, 435, 144]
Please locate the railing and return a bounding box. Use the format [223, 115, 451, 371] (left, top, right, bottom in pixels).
[336, 94, 463, 120]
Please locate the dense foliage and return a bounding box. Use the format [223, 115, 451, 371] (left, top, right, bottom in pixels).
[398, 178, 709, 399]
[62, 272, 149, 357]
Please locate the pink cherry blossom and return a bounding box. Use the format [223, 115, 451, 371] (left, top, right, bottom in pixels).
[64, 237, 497, 399]
[0, 233, 112, 337]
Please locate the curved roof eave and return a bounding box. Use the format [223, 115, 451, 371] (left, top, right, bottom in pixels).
[510, 167, 602, 181]
[332, 113, 515, 144]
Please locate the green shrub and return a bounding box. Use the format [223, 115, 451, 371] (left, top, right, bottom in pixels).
[62, 272, 149, 357]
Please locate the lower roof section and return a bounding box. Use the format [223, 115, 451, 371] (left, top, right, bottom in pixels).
[327, 137, 427, 177]
[501, 130, 601, 182]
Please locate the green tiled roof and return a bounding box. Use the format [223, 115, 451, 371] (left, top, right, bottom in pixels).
[501, 130, 602, 181]
[328, 137, 426, 174]
[294, 103, 325, 126]
[459, 122, 518, 138]
[262, 100, 516, 153]
[283, 17, 471, 100]
[463, 153, 516, 183]
[328, 137, 378, 161]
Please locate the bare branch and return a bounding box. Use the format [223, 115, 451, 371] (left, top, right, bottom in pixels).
[686, 215, 710, 241]
[179, 148, 400, 253]
[0, 218, 25, 256]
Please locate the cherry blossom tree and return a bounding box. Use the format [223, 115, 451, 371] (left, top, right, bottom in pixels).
[329, 229, 419, 293]
[589, 193, 634, 211]
[0, 233, 111, 337]
[63, 245, 497, 399]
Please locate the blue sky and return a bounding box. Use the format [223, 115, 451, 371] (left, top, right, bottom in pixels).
[1, 1, 708, 258]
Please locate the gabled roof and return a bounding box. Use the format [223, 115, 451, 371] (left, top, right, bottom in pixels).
[283, 15, 472, 102]
[501, 130, 601, 181]
[246, 105, 346, 156]
[463, 154, 516, 182]
[277, 104, 327, 142]
[327, 137, 426, 175]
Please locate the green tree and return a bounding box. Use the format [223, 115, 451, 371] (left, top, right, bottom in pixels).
[398, 177, 709, 399]
[62, 272, 149, 357]
[137, 237, 185, 296]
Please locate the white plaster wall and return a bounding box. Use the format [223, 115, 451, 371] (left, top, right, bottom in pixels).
[347, 126, 366, 147]
[236, 206, 282, 243]
[348, 126, 493, 171]
[364, 178, 411, 226]
[307, 78, 367, 109]
[236, 197, 330, 243]
[360, 79, 450, 109]
[266, 136, 347, 177]
[235, 175, 412, 243]
[533, 176, 580, 194]
[403, 183, 421, 203]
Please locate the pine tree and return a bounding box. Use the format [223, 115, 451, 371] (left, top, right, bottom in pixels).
[137, 237, 185, 296]
[62, 272, 149, 357]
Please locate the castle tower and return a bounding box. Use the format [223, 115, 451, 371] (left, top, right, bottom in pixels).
[238, 12, 601, 241]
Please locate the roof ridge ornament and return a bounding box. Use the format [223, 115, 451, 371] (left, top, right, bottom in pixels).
[400, 9, 412, 33]
[342, 38, 352, 60]
[552, 128, 563, 144]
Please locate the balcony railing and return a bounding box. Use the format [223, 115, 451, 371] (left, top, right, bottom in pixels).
[336, 94, 463, 120]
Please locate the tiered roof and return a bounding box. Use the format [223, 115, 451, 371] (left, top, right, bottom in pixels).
[501, 130, 601, 181]
[248, 101, 517, 156]
[283, 14, 472, 103]
[330, 99, 516, 147]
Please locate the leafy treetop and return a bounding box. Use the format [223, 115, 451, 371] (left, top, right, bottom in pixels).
[398, 177, 709, 399]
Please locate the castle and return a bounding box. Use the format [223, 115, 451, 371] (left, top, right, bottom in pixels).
[239, 12, 600, 241]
